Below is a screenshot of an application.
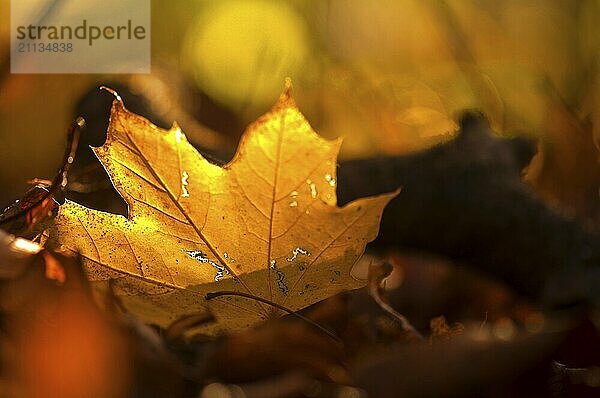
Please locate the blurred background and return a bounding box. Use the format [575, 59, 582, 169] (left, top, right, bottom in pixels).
[0, 0, 599, 222]
[1, 2, 600, 397]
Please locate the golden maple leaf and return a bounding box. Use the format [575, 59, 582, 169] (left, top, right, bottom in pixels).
[50, 81, 397, 334]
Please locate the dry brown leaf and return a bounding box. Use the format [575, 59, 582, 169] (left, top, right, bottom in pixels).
[525, 96, 600, 223]
[49, 82, 396, 334]
[429, 316, 464, 343]
[0, 231, 131, 398]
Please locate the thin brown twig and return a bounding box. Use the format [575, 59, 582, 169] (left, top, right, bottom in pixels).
[0, 117, 84, 226]
[368, 261, 424, 341]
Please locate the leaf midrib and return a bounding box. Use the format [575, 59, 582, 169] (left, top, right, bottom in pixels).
[265, 110, 286, 302]
[116, 121, 268, 314]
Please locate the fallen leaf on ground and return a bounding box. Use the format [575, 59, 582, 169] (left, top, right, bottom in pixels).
[0, 230, 131, 398]
[49, 81, 396, 334]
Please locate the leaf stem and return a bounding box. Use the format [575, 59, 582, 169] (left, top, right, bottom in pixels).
[205, 290, 341, 343]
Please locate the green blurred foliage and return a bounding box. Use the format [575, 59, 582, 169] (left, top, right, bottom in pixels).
[183, 0, 312, 113]
[0, 0, 598, 208]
